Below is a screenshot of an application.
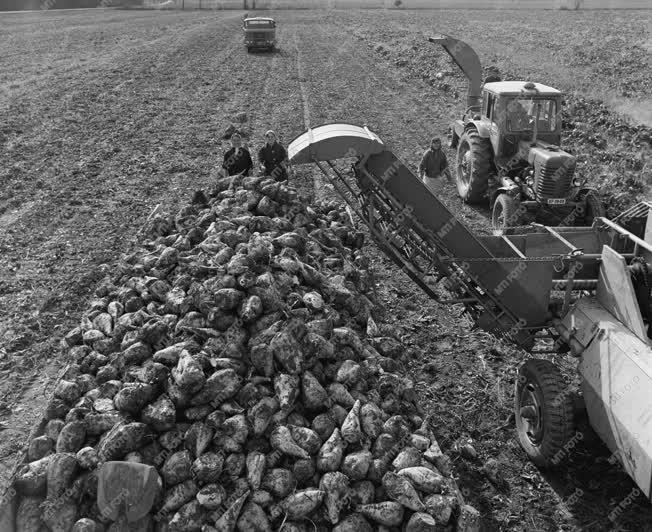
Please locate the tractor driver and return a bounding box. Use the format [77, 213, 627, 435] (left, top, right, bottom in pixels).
[419, 137, 451, 196]
[508, 99, 535, 131]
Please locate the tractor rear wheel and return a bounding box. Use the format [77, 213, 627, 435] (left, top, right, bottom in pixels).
[515, 359, 575, 468]
[581, 191, 604, 225]
[455, 129, 492, 204]
[492, 193, 521, 231]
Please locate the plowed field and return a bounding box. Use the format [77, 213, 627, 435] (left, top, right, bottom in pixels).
[0, 7, 650, 531]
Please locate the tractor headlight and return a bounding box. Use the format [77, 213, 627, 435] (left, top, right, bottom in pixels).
[572, 178, 581, 187]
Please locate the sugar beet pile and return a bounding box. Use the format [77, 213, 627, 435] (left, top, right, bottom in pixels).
[11, 174, 480, 532]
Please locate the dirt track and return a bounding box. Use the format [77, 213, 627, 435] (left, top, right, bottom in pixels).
[0, 8, 651, 531]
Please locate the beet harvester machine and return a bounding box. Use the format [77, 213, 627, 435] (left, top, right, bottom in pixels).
[288, 123, 652, 499]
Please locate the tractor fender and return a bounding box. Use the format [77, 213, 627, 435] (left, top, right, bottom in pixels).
[490, 184, 520, 206]
[464, 119, 491, 139]
[451, 119, 491, 147]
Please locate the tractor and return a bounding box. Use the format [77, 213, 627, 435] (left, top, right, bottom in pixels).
[429, 35, 605, 232]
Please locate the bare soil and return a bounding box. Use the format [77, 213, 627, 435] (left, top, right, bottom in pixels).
[0, 8, 650, 531]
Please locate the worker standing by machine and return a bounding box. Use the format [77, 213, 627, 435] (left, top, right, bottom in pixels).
[258, 130, 288, 182]
[418, 137, 451, 195]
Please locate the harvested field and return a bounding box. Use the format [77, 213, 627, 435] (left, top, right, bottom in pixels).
[0, 7, 650, 531]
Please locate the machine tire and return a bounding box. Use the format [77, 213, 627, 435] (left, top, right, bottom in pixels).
[581, 191, 604, 225]
[455, 129, 492, 204]
[515, 359, 575, 468]
[492, 193, 521, 231]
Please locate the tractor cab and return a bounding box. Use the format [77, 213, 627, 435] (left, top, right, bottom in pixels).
[481, 81, 563, 162]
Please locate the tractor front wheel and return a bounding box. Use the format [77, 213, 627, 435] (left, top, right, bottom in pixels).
[515, 359, 575, 468]
[455, 129, 492, 204]
[581, 191, 605, 226]
[492, 193, 521, 232]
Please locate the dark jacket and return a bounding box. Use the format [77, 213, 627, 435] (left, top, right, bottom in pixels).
[419, 148, 448, 178]
[222, 147, 253, 176]
[258, 142, 287, 181]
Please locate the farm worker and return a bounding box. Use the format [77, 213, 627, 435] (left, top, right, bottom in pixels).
[419, 137, 450, 195]
[222, 132, 253, 177]
[258, 130, 288, 182]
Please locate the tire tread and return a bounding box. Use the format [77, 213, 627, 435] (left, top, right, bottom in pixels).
[456, 129, 492, 204]
[515, 359, 574, 468]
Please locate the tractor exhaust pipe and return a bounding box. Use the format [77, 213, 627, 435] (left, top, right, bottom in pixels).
[429, 34, 482, 112]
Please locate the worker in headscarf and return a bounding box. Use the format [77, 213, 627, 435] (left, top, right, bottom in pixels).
[222, 132, 253, 177]
[258, 130, 288, 182]
[419, 137, 451, 196]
